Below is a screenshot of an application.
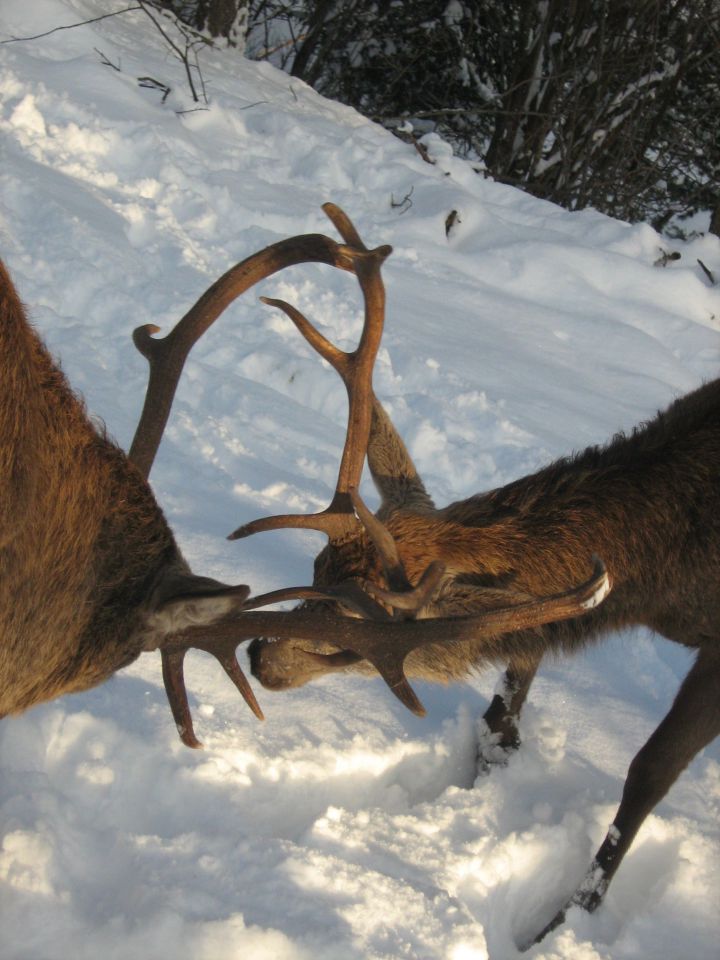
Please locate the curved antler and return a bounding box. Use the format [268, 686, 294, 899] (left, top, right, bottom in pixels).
[228, 205, 392, 545]
[127, 206, 390, 746]
[129, 229, 356, 479]
[225, 206, 418, 593]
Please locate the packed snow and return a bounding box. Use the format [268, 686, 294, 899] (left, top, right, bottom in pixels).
[1, 2, 719, 958]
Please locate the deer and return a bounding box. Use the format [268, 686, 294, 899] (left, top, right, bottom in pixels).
[241, 213, 720, 945]
[0, 204, 605, 771]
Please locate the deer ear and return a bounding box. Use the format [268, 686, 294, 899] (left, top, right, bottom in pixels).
[153, 570, 250, 606]
[368, 399, 435, 517]
[147, 568, 250, 638]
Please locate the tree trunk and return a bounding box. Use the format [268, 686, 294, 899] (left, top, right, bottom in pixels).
[195, 0, 248, 47]
[710, 201, 720, 238]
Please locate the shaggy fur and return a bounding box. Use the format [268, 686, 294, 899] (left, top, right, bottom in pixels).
[249, 354, 720, 937]
[251, 381, 720, 684]
[0, 260, 245, 717]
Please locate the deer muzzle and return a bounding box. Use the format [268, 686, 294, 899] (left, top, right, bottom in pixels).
[248, 637, 362, 690]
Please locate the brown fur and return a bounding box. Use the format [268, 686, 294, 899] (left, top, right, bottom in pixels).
[0, 260, 244, 718]
[249, 344, 720, 936]
[251, 378, 720, 686]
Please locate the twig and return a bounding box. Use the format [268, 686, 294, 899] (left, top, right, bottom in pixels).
[0, 5, 141, 44]
[697, 259, 716, 285]
[390, 187, 414, 214]
[190, 40, 208, 104]
[95, 47, 121, 71]
[255, 32, 309, 60]
[138, 76, 171, 103]
[413, 140, 434, 165]
[137, 0, 209, 104]
[392, 129, 435, 166]
[653, 248, 681, 267]
[2, 0, 210, 108]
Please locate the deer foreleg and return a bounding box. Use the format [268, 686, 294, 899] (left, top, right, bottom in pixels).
[478, 656, 541, 767]
[528, 646, 720, 947]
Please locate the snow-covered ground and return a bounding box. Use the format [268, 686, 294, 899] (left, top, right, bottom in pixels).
[1, 3, 719, 958]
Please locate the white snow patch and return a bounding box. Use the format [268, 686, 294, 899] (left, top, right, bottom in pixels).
[0, 2, 719, 958]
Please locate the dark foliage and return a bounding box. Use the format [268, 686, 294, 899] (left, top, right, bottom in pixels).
[243, 0, 719, 234]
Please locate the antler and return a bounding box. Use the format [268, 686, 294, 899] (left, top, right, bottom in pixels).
[129, 223, 358, 479]
[168, 556, 611, 743]
[131, 204, 445, 747]
[228, 204, 392, 545]
[127, 206, 385, 747]
[227, 206, 423, 598]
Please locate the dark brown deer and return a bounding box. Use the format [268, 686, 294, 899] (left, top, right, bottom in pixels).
[243, 219, 720, 943]
[0, 204, 604, 760]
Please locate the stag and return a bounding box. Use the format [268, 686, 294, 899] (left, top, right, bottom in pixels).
[243, 218, 720, 943]
[0, 205, 603, 765]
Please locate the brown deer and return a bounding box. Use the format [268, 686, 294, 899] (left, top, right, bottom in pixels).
[0, 204, 603, 762]
[243, 216, 720, 944]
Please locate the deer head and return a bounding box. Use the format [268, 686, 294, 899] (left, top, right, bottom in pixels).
[229, 209, 610, 707]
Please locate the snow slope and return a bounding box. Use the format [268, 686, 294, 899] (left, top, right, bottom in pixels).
[1, 3, 719, 958]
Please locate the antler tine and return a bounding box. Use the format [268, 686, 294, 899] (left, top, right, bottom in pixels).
[349, 487, 413, 594]
[129, 230, 355, 480]
[229, 212, 393, 544]
[226, 294, 355, 541]
[321, 202, 365, 247]
[259, 295, 348, 371]
[164, 557, 611, 743]
[161, 635, 265, 749]
[243, 581, 393, 620]
[359, 560, 447, 613]
[230, 294, 419, 599]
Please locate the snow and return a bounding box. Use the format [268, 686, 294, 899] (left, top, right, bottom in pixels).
[1, 2, 719, 958]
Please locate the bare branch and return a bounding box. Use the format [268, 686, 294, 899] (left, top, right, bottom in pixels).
[0, 6, 141, 44]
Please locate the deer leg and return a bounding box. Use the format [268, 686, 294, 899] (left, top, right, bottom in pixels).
[528, 647, 720, 947]
[478, 656, 541, 768]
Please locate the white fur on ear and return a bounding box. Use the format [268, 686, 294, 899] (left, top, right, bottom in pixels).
[142, 567, 250, 648]
[149, 591, 247, 635]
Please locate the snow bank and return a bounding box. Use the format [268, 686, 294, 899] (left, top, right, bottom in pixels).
[1, 2, 718, 957]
